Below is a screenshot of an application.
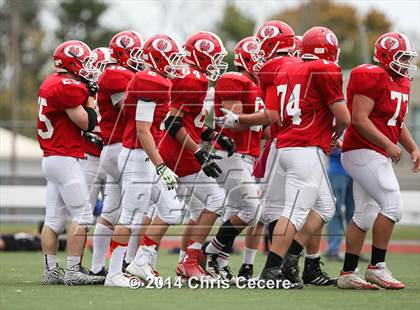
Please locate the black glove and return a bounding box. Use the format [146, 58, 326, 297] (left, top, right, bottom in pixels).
[216, 133, 235, 157]
[194, 149, 222, 178]
[81, 78, 99, 97]
[83, 132, 103, 151]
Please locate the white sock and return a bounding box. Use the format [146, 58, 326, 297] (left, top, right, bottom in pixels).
[108, 245, 127, 277]
[44, 254, 57, 271]
[305, 252, 320, 259]
[67, 256, 81, 269]
[133, 245, 156, 266]
[150, 252, 157, 269]
[205, 238, 224, 255]
[217, 253, 229, 268]
[187, 242, 202, 251]
[243, 247, 258, 265]
[91, 223, 113, 273]
[179, 250, 186, 262]
[126, 229, 140, 264]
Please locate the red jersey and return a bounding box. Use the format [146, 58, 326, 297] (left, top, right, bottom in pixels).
[214, 72, 263, 157]
[97, 65, 134, 145]
[160, 68, 208, 177]
[37, 74, 88, 158]
[342, 64, 410, 157]
[122, 70, 171, 149]
[266, 59, 344, 152]
[257, 56, 303, 139]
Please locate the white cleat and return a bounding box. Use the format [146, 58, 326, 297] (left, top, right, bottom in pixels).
[337, 268, 379, 290]
[104, 272, 141, 288]
[365, 262, 405, 290]
[126, 261, 161, 285]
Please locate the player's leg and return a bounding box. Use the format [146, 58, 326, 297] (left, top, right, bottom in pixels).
[238, 222, 265, 281]
[41, 179, 67, 285]
[91, 143, 123, 275]
[105, 148, 152, 287]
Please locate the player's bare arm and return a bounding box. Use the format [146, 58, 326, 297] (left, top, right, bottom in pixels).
[329, 100, 350, 140]
[352, 94, 402, 162]
[136, 120, 164, 166]
[65, 104, 97, 132]
[399, 124, 420, 172]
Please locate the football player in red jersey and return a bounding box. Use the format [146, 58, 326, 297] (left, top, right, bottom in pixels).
[218, 26, 350, 288]
[201, 36, 264, 283]
[157, 31, 232, 281]
[38, 40, 104, 285]
[105, 34, 186, 287]
[337, 32, 418, 290]
[89, 31, 144, 279]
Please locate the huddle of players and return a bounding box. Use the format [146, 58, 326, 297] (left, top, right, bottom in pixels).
[37, 18, 419, 290]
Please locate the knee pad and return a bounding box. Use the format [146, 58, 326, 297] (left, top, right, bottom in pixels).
[44, 216, 67, 234]
[118, 208, 141, 230]
[202, 189, 226, 217]
[313, 201, 335, 223]
[381, 200, 403, 223]
[157, 202, 186, 225]
[281, 204, 310, 231]
[225, 183, 261, 225]
[238, 204, 262, 226]
[352, 204, 380, 231]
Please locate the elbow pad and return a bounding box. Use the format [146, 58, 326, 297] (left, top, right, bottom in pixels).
[84, 107, 97, 132]
[164, 116, 184, 138]
[200, 127, 215, 141]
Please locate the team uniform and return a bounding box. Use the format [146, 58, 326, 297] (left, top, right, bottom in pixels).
[37, 74, 93, 234]
[255, 56, 303, 224]
[120, 70, 183, 230]
[341, 64, 409, 231]
[264, 59, 344, 231]
[160, 68, 225, 222]
[214, 72, 263, 226]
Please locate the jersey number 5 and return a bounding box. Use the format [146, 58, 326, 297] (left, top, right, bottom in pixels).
[388, 91, 408, 127]
[37, 97, 54, 139]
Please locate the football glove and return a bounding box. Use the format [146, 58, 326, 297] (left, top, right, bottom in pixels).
[194, 149, 222, 178]
[214, 108, 239, 129]
[156, 163, 178, 191]
[83, 132, 103, 151]
[81, 78, 99, 97]
[216, 133, 235, 157]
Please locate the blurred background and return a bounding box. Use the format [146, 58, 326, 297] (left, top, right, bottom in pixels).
[0, 0, 419, 228]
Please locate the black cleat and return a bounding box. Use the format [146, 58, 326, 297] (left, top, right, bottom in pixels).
[205, 253, 220, 279]
[89, 267, 107, 277]
[122, 260, 129, 274]
[282, 253, 303, 284]
[302, 257, 337, 286]
[260, 266, 304, 289]
[238, 263, 254, 282]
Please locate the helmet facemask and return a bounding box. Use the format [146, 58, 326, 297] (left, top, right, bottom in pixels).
[164, 50, 188, 78]
[128, 47, 145, 72]
[78, 55, 101, 82]
[390, 50, 417, 79]
[205, 50, 228, 81]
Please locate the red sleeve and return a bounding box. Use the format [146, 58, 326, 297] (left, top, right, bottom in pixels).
[58, 81, 89, 110]
[313, 62, 344, 106]
[348, 66, 384, 102]
[264, 84, 278, 111]
[170, 76, 203, 112]
[215, 75, 246, 102]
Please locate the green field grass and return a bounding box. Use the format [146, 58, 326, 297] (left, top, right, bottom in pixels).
[0, 250, 419, 310]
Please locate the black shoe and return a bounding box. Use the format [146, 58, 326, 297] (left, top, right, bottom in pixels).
[260, 266, 304, 289]
[205, 254, 220, 279]
[219, 265, 236, 284]
[89, 267, 107, 277]
[238, 263, 253, 282]
[302, 257, 337, 286]
[282, 253, 303, 284]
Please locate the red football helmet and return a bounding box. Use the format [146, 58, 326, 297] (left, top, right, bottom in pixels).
[109, 30, 144, 71]
[234, 36, 264, 74]
[141, 34, 187, 78]
[301, 26, 340, 63]
[292, 35, 302, 57]
[374, 32, 417, 79]
[184, 31, 228, 81]
[91, 47, 116, 73]
[53, 40, 99, 82]
[255, 20, 295, 60]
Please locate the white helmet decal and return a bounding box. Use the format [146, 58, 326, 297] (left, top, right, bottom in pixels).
[260, 25, 280, 39]
[242, 40, 259, 53]
[116, 35, 135, 49]
[152, 38, 172, 52]
[380, 36, 400, 50]
[64, 45, 85, 58]
[326, 32, 338, 46]
[194, 39, 215, 53]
